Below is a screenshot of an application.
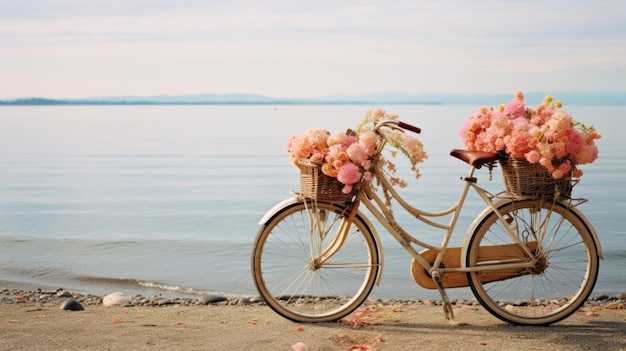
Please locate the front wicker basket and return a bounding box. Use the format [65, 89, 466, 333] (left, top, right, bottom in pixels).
[500, 157, 573, 200]
[298, 159, 355, 203]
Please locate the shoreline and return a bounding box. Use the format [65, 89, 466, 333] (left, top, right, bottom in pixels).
[3, 286, 625, 309]
[2, 287, 625, 351]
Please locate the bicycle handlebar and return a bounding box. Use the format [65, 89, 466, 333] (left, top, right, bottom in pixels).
[374, 119, 421, 134]
[398, 121, 421, 134]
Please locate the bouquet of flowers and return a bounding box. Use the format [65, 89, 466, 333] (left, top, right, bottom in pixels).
[287, 108, 427, 195]
[459, 91, 601, 179]
[354, 108, 428, 187]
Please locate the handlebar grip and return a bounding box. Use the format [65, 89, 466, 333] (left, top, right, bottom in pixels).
[398, 121, 421, 134]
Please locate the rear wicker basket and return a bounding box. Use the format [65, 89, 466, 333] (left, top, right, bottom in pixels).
[298, 159, 355, 202]
[500, 157, 572, 200]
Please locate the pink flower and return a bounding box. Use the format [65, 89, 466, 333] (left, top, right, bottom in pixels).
[347, 142, 371, 165]
[403, 136, 421, 154]
[341, 184, 354, 194]
[370, 108, 387, 121]
[337, 162, 362, 186]
[327, 130, 348, 146]
[576, 143, 599, 164]
[551, 160, 573, 179]
[343, 135, 358, 148]
[287, 135, 313, 164]
[359, 131, 378, 148]
[505, 99, 526, 118]
[525, 150, 541, 163]
[539, 157, 553, 171]
[305, 128, 329, 148]
[585, 130, 602, 144]
[505, 131, 532, 158]
[564, 128, 584, 156]
[558, 161, 572, 174]
[310, 152, 325, 163]
[287, 129, 330, 165]
[291, 342, 309, 351]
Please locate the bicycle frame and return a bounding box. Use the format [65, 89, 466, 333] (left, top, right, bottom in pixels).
[358, 161, 534, 281]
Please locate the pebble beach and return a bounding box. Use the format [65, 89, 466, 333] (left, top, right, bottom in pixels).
[2, 287, 625, 351]
[3, 288, 626, 310]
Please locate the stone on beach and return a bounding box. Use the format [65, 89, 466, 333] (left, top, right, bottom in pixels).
[59, 298, 84, 311]
[198, 294, 228, 305]
[103, 292, 131, 307]
[56, 290, 73, 298]
[237, 297, 251, 305]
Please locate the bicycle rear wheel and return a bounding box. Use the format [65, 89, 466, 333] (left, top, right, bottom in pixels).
[466, 199, 599, 325]
[251, 200, 379, 322]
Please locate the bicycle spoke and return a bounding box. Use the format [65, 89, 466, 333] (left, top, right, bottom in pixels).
[466, 200, 599, 325]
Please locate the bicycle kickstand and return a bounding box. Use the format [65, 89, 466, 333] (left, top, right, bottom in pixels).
[431, 271, 455, 321]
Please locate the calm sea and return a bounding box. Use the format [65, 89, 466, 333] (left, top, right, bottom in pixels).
[0, 105, 624, 300]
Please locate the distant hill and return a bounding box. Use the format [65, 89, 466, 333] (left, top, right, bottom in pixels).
[1, 91, 624, 105]
[322, 91, 626, 105]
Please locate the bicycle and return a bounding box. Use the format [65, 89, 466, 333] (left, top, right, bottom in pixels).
[251, 118, 602, 326]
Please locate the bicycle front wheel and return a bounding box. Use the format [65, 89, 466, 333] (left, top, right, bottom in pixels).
[251, 200, 379, 322]
[466, 199, 599, 325]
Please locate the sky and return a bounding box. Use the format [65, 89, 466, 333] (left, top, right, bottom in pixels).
[1, 0, 625, 99]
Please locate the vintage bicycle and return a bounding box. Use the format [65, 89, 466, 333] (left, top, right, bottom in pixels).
[251, 118, 602, 326]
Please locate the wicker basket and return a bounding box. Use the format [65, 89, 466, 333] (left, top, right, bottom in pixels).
[298, 159, 355, 202]
[500, 157, 572, 199]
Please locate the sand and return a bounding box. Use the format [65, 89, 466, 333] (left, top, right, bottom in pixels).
[2, 298, 625, 351]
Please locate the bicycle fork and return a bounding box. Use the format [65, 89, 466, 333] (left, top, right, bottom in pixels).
[312, 199, 361, 268]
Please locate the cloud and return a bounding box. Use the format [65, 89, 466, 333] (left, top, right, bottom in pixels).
[1, 0, 625, 97]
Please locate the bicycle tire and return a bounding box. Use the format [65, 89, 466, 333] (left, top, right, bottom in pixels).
[466, 199, 599, 325]
[251, 200, 380, 323]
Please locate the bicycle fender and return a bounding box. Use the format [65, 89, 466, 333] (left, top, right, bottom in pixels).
[258, 197, 299, 225]
[566, 205, 603, 259]
[257, 197, 386, 286]
[460, 200, 604, 268]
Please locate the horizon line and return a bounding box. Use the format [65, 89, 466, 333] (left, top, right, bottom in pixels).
[1, 90, 625, 106]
